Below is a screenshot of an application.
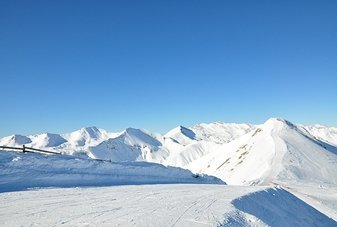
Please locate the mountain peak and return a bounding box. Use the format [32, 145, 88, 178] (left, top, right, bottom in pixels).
[78, 126, 101, 138]
[81, 126, 99, 132]
[265, 117, 285, 123]
[264, 118, 295, 128]
[0, 134, 32, 146]
[120, 128, 162, 147]
[164, 126, 197, 146]
[166, 125, 196, 140]
[124, 127, 143, 135]
[11, 134, 32, 145]
[33, 133, 67, 147]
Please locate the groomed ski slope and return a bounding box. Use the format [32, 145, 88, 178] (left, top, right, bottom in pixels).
[0, 184, 335, 227]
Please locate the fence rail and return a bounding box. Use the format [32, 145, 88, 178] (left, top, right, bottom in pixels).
[0, 145, 112, 163]
[0, 145, 61, 155]
[0, 145, 23, 151]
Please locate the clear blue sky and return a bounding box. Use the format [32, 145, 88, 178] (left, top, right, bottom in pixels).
[0, 0, 336, 136]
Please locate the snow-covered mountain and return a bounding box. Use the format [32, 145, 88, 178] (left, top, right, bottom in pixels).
[165, 126, 197, 146]
[0, 126, 120, 155]
[300, 124, 337, 147]
[29, 133, 67, 147]
[176, 118, 337, 186]
[191, 121, 255, 144]
[1, 118, 337, 187]
[88, 128, 169, 162]
[0, 134, 32, 146]
[60, 126, 120, 153]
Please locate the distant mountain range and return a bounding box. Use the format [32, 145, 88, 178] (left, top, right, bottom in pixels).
[1, 118, 337, 186]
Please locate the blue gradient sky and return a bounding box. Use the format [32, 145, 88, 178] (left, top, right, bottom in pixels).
[0, 0, 336, 136]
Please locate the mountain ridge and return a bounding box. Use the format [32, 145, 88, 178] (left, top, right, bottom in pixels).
[1, 117, 337, 186]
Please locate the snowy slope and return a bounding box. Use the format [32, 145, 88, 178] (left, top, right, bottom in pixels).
[63, 126, 107, 146]
[178, 118, 337, 186]
[288, 184, 337, 222]
[29, 133, 67, 147]
[231, 186, 337, 226]
[59, 126, 120, 154]
[164, 140, 223, 168]
[0, 151, 223, 193]
[191, 121, 255, 143]
[162, 122, 256, 167]
[301, 124, 337, 147]
[165, 126, 197, 146]
[0, 134, 32, 146]
[0, 185, 335, 226]
[88, 128, 169, 162]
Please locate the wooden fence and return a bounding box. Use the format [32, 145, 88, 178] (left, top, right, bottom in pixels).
[0, 145, 61, 155]
[0, 145, 112, 163]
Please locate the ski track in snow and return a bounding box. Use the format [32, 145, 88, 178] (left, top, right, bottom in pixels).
[0, 185, 336, 227]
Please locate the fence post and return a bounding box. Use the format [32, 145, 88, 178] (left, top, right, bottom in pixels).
[22, 145, 26, 153]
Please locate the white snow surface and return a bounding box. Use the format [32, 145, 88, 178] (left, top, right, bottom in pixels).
[180, 118, 337, 186]
[0, 151, 222, 193]
[191, 121, 255, 144]
[301, 124, 337, 147]
[165, 125, 197, 146]
[0, 185, 335, 226]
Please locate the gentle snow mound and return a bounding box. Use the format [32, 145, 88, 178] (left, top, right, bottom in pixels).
[0, 151, 223, 192]
[232, 187, 336, 226]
